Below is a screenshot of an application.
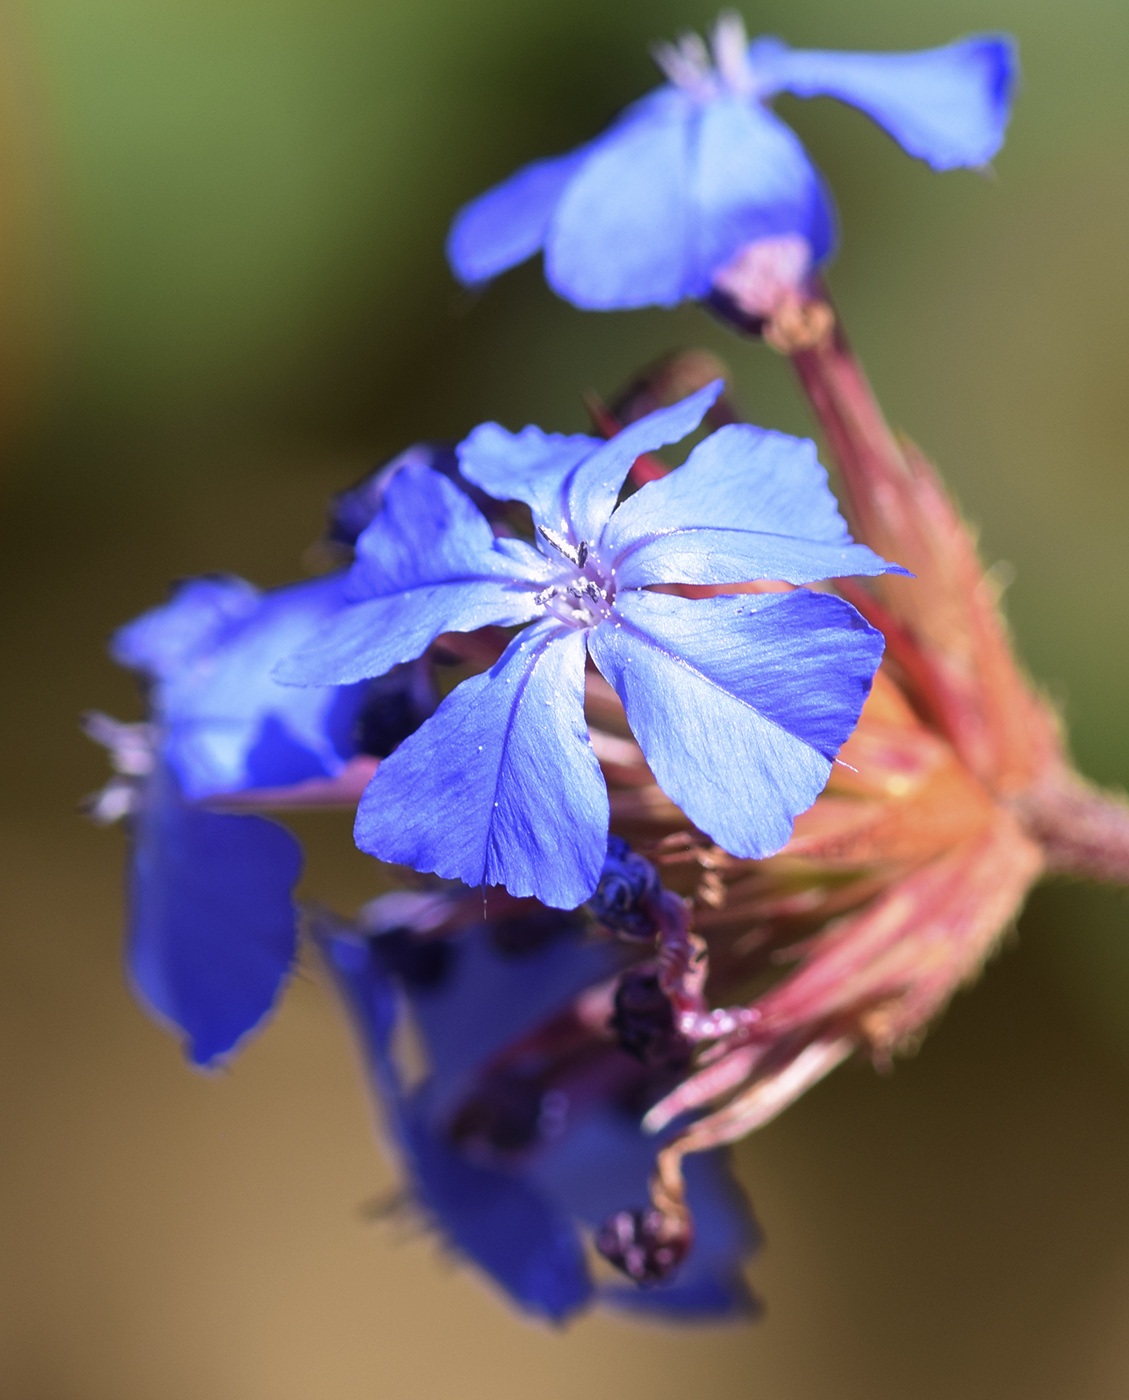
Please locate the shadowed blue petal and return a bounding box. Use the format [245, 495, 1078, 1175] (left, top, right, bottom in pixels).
[402, 1101, 594, 1320]
[693, 95, 836, 271]
[404, 926, 634, 1121]
[448, 149, 588, 286]
[588, 589, 883, 859]
[602, 422, 901, 587]
[320, 919, 757, 1321]
[320, 931, 593, 1321]
[355, 622, 608, 908]
[545, 89, 699, 308]
[129, 766, 302, 1067]
[117, 573, 372, 800]
[750, 34, 1018, 170]
[277, 464, 548, 686]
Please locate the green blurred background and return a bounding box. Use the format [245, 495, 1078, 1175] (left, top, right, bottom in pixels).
[2, 0, 1129, 1394]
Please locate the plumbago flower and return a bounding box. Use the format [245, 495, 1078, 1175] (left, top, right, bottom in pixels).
[447, 13, 1016, 317]
[87, 457, 442, 1065]
[316, 876, 757, 1321]
[279, 381, 905, 909]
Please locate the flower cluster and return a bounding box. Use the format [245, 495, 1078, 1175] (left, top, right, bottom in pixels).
[87, 9, 1129, 1327]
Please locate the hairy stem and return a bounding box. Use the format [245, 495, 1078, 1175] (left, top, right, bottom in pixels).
[1013, 768, 1129, 886]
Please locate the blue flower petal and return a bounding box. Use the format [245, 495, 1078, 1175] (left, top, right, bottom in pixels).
[321, 933, 594, 1320]
[128, 766, 302, 1067]
[459, 382, 721, 544]
[327, 442, 462, 547]
[588, 589, 883, 859]
[693, 95, 837, 271]
[751, 34, 1018, 170]
[563, 380, 722, 543]
[447, 149, 588, 286]
[405, 925, 633, 1121]
[111, 575, 260, 681]
[402, 1101, 595, 1320]
[457, 421, 599, 524]
[277, 464, 548, 686]
[602, 422, 901, 586]
[545, 89, 700, 308]
[117, 573, 372, 799]
[355, 621, 608, 908]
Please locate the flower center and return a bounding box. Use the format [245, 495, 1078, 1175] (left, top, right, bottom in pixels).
[534, 526, 615, 630]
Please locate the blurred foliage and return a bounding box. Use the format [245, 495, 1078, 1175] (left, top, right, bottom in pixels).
[3, 0, 1129, 1395]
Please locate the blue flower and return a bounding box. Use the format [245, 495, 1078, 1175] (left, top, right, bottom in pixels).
[93, 570, 433, 1066]
[447, 14, 1017, 311]
[112, 571, 375, 799]
[279, 381, 902, 909]
[318, 894, 758, 1322]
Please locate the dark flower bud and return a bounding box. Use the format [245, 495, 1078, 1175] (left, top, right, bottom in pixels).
[588, 836, 661, 940]
[371, 928, 456, 990]
[328, 442, 508, 548]
[610, 971, 691, 1070]
[595, 1206, 691, 1286]
[327, 444, 460, 547]
[355, 661, 437, 759]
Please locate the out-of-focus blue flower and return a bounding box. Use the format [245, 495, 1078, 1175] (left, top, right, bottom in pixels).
[92, 570, 434, 1066]
[280, 382, 900, 908]
[447, 13, 1017, 311]
[112, 572, 375, 799]
[318, 894, 758, 1322]
[85, 714, 304, 1067]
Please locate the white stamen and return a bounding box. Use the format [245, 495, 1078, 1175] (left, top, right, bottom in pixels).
[652, 32, 716, 100]
[85, 776, 142, 825]
[82, 711, 158, 777]
[710, 11, 755, 96]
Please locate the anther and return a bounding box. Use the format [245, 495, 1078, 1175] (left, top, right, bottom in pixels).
[536, 524, 582, 566]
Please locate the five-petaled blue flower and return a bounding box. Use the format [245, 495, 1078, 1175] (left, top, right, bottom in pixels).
[279, 381, 904, 909]
[447, 13, 1017, 312]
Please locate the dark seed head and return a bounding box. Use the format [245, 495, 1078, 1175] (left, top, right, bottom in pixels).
[610, 972, 691, 1070]
[595, 1207, 691, 1285]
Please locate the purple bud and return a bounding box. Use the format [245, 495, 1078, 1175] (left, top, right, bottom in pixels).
[355, 661, 437, 759]
[610, 971, 691, 1070]
[588, 836, 661, 941]
[595, 1207, 690, 1285]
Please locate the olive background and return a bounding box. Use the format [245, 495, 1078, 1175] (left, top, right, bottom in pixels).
[2, 0, 1129, 1395]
